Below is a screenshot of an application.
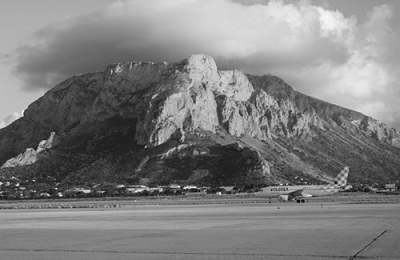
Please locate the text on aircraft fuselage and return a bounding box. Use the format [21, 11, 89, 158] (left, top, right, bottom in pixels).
[270, 187, 289, 192]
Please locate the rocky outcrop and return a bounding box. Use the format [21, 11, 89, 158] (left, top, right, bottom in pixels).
[36, 132, 59, 153]
[359, 117, 400, 146]
[2, 148, 37, 168]
[2, 132, 59, 168]
[226, 143, 271, 177]
[240, 146, 271, 177]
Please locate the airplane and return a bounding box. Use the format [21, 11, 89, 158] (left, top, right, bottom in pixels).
[258, 166, 351, 203]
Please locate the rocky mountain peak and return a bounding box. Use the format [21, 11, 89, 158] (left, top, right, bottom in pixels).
[3, 54, 400, 153]
[1, 54, 400, 186]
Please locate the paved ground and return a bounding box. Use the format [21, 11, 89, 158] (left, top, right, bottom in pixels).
[0, 202, 399, 260]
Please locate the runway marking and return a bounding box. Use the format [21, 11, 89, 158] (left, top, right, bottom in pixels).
[349, 219, 400, 260]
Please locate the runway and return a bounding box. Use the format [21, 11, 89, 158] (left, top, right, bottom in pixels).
[0, 202, 399, 259]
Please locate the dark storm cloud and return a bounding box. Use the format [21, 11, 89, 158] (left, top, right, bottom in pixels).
[10, 0, 400, 128]
[12, 0, 351, 90]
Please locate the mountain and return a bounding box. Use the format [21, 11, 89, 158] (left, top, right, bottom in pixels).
[1, 54, 400, 188]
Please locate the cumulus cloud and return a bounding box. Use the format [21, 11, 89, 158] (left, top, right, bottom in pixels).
[10, 0, 400, 128]
[12, 0, 353, 88]
[0, 111, 23, 129]
[295, 4, 400, 128]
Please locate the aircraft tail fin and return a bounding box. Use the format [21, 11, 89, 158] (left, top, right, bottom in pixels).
[333, 166, 349, 187]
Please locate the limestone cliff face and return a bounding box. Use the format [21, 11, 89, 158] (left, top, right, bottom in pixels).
[1, 54, 399, 167]
[2, 148, 37, 168]
[359, 117, 400, 146]
[247, 74, 400, 146]
[2, 132, 59, 168]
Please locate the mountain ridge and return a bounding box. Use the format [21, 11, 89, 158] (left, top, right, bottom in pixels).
[1, 54, 400, 188]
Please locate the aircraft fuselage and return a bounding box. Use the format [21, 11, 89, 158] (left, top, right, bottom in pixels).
[259, 185, 341, 198]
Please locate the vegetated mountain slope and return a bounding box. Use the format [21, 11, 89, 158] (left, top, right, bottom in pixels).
[1, 54, 399, 188]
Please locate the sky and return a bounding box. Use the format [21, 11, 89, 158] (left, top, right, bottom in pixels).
[1, 0, 400, 130]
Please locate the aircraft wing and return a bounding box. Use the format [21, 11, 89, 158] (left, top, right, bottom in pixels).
[287, 187, 312, 200]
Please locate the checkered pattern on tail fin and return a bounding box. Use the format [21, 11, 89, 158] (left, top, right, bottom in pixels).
[333, 167, 349, 186]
